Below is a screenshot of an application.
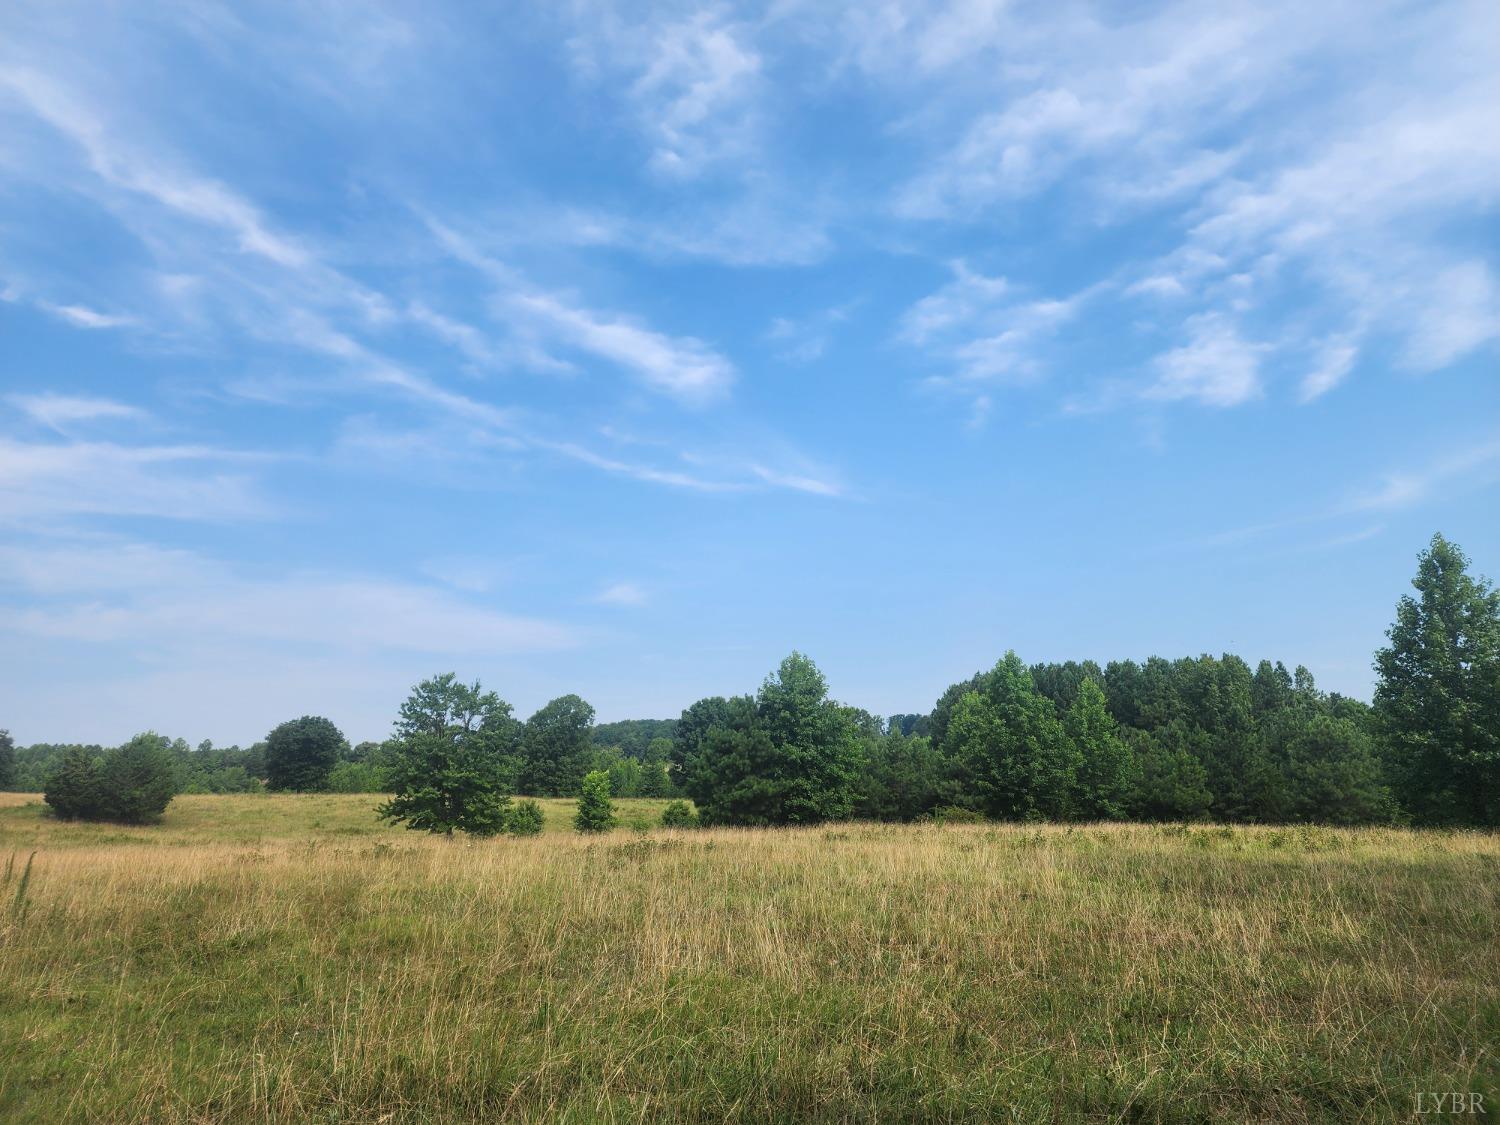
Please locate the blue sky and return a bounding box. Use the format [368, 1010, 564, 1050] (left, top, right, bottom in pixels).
[2, 1, 1497, 746]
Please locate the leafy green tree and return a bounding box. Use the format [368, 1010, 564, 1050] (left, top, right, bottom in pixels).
[887, 713, 931, 738]
[1374, 534, 1500, 826]
[507, 799, 545, 836]
[380, 674, 519, 836]
[855, 730, 950, 821]
[344, 740, 383, 763]
[637, 760, 672, 798]
[44, 747, 105, 819]
[594, 746, 642, 798]
[1126, 726, 1212, 821]
[326, 760, 388, 793]
[660, 799, 698, 828]
[689, 654, 864, 826]
[574, 769, 615, 833]
[1030, 660, 1107, 711]
[927, 673, 983, 754]
[1064, 677, 1137, 820]
[948, 653, 1080, 820]
[0, 730, 15, 789]
[520, 695, 595, 797]
[590, 719, 676, 758]
[265, 715, 345, 792]
[100, 733, 179, 824]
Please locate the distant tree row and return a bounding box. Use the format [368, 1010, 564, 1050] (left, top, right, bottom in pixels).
[667, 533, 1497, 829]
[16, 532, 1498, 831]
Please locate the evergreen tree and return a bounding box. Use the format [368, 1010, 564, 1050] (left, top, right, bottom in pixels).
[520, 695, 595, 797]
[948, 653, 1081, 820]
[99, 732, 179, 824]
[1251, 660, 1295, 717]
[574, 769, 615, 833]
[672, 696, 732, 782]
[855, 730, 950, 821]
[1374, 534, 1500, 826]
[1064, 677, 1136, 820]
[1126, 726, 1212, 821]
[1280, 714, 1394, 825]
[265, 715, 346, 792]
[380, 674, 518, 836]
[44, 747, 105, 820]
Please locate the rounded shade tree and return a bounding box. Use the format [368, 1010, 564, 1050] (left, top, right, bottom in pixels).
[380, 673, 520, 837]
[520, 695, 595, 797]
[265, 715, 345, 792]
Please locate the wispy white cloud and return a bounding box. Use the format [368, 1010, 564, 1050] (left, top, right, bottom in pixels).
[0, 437, 274, 522]
[0, 538, 576, 655]
[1348, 437, 1500, 514]
[1144, 314, 1263, 408]
[505, 291, 734, 404]
[764, 301, 856, 364]
[630, 11, 762, 179]
[899, 263, 1094, 402]
[1299, 337, 1360, 403]
[0, 66, 314, 271]
[594, 581, 648, 607]
[8, 393, 146, 430]
[37, 301, 135, 329]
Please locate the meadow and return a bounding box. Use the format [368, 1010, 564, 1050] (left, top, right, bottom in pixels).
[0, 793, 1495, 1123]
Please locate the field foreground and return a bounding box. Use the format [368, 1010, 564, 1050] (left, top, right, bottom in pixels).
[0, 794, 1495, 1122]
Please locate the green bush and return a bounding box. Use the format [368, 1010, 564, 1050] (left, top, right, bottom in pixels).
[660, 800, 698, 829]
[326, 760, 388, 793]
[507, 799, 544, 836]
[44, 734, 178, 824]
[574, 770, 615, 833]
[43, 748, 105, 820]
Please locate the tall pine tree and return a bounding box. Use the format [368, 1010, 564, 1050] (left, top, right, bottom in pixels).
[1374, 534, 1500, 826]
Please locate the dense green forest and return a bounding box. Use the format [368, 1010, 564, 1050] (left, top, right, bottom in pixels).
[9, 533, 1497, 829]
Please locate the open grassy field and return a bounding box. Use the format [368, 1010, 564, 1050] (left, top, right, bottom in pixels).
[0, 793, 1495, 1123]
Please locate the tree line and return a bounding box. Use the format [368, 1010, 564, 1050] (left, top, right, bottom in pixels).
[11, 533, 1496, 831]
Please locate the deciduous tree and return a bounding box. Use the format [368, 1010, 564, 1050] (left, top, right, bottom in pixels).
[265, 715, 345, 792]
[380, 674, 519, 836]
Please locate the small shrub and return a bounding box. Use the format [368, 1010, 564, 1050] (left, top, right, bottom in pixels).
[507, 799, 544, 837]
[660, 800, 698, 829]
[575, 770, 615, 833]
[932, 805, 985, 825]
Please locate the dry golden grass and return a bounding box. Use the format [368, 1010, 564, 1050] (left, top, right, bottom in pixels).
[0, 794, 1495, 1122]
